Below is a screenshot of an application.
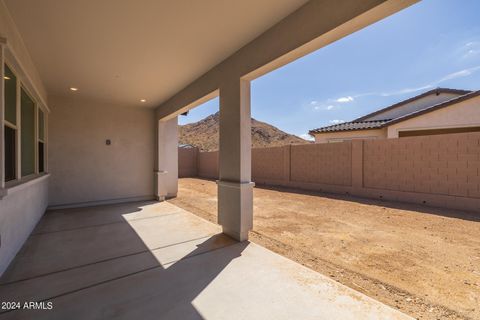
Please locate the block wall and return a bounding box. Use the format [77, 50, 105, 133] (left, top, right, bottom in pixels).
[178, 147, 198, 178]
[197, 150, 219, 179]
[364, 133, 480, 198]
[179, 132, 480, 213]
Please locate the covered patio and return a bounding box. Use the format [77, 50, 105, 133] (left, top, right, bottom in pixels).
[1, 0, 418, 318]
[0, 201, 411, 319]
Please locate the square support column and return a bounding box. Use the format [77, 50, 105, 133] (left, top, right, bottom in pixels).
[156, 116, 178, 201]
[217, 78, 253, 241]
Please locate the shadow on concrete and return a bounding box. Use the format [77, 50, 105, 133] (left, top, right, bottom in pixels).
[0, 201, 245, 320]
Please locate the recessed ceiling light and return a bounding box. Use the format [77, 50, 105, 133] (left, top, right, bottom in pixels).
[4, 76, 10, 80]
[140, 99, 146, 102]
[70, 87, 78, 91]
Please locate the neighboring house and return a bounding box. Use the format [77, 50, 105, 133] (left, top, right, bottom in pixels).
[309, 88, 480, 143]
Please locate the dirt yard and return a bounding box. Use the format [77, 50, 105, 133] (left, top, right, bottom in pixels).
[169, 178, 480, 320]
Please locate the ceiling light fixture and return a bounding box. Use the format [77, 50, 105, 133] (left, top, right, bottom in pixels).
[70, 87, 78, 91]
[4, 76, 10, 80]
[140, 99, 146, 102]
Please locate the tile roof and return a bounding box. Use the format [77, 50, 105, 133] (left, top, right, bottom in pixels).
[309, 120, 390, 134]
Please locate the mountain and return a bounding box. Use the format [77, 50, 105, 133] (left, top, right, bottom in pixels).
[179, 112, 309, 152]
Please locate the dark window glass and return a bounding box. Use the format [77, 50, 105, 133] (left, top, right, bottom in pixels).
[4, 64, 17, 125]
[21, 88, 35, 177]
[38, 142, 44, 173]
[5, 126, 16, 181]
[39, 109, 45, 141]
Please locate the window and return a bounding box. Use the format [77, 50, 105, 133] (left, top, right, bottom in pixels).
[4, 64, 17, 181]
[21, 88, 36, 177]
[4, 126, 16, 181]
[38, 109, 45, 173]
[3, 63, 47, 183]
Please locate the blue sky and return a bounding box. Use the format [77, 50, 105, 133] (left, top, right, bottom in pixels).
[179, 0, 480, 140]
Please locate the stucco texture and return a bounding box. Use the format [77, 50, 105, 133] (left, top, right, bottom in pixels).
[314, 128, 387, 143]
[48, 96, 155, 207]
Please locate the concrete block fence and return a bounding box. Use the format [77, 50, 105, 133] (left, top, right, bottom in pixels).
[178, 132, 480, 213]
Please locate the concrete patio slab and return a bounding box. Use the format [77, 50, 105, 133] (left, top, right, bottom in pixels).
[0, 201, 412, 320]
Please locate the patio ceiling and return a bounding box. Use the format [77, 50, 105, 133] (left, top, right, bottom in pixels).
[3, 0, 308, 107]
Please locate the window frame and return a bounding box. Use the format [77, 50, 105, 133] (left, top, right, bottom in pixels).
[20, 85, 37, 178]
[38, 108, 45, 173]
[2, 58, 49, 189]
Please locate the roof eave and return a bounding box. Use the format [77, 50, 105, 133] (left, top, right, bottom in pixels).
[354, 88, 472, 122]
[309, 126, 386, 135]
[382, 90, 480, 127]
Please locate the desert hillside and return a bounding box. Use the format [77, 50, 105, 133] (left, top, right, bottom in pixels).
[179, 112, 308, 151]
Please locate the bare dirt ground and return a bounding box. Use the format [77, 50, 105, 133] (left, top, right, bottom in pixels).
[169, 178, 480, 320]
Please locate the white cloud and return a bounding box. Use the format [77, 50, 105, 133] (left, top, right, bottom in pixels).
[377, 65, 480, 97]
[300, 133, 315, 141]
[329, 119, 345, 125]
[310, 100, 318, 105]
[343, 63, 480, 100]
[437, 66, 480, 83]
[312, 104, 336, 111]
[380, 84, 433, 97]
[336, 96, 354, 103]
[461, 41, 480, 59]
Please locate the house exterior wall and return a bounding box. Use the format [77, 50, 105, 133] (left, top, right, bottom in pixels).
[313, 128, 386, 143]
[156, 117, 178, 199]
[48, 96, 156, 208]
[364, 92, 459, 121]
[387, 95, 480, 138]
[0, 175, 48, 275]
[0, 4, 50, 276]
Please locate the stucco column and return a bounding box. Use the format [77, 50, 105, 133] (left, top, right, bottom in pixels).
[156, 117, 178, 201]
[217, 78, 254, 241]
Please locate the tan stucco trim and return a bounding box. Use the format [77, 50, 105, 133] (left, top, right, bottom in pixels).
[313, 128, 387, 143]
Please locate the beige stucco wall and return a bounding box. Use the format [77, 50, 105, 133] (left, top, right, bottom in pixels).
[156, 117, 178, 199]
[314, 128, 386, 143]
[0, 4, 50, 276]
[0, 175, 48, 275]
[48, 96, 155, 207]
[387, 95, 480, 138]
